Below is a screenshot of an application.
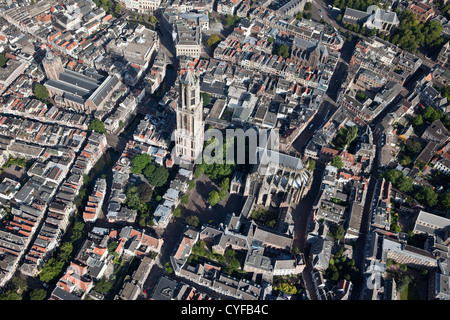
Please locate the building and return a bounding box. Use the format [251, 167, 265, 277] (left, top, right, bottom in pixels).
[407, 2, 435, 23]
[105, 24, 159, 67]
[174, 69, 204, 163]
[43, 49, 123, 112]
[0, 57, 30, 94]
[174, 23, 202, 59]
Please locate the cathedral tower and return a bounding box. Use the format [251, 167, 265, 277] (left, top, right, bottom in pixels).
[42, 47, 63, 80]
[175, 69, 204, 163]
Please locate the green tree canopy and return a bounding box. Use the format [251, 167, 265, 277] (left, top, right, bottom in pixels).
[33, 83, 49, 101]
[0, 54, 7, 67]
[220, 177, 230, 192]
[412, 115, 423, 127]
[39, 257, 65, 283]
[207, 34, 221, 48]
[0, 290, 22, 300]
[186, 215, 200, 228]
[180, 194, 190, 206]
[94, 279, 114, 294]
[125, 185, 141, 209]
[29, 288, 47, 300]
[330, 224, 346, 240]
[131, 153, 152, 175]
[308, 159, 316, 171]
[277, 44, 290, 58]
[415, 187, 438, 207]
[89, 119, 106, 134]
[208, 190, 220, 206]
[137, 182, 152, 202]
[331, 156, 344, 169]
[147, 165, 169, 187]
[57, 242, 73, 262]
[405, 139, 422, 155]
[114, 3, 122, 13]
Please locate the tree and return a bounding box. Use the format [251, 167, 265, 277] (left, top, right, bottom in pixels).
[412, 115, 423, 127]
[277, 44, 290, 58]
[225, 15, 240, 27]
[186, 215, 200, 228]
[12, 277, 27, 292]
[219, 189, 227, 200]
[180, 194, 189, 206]
[194, 165, 204, 178]
[125, 186, 141, 209]
[345, 126, 358, 146]
[308, 159, 316, 171]
[94, 279, 114, 294]
[415, 187, 438, 207]
[220, 177, 230, 192]
[71, 221, 85, 242]
[405, 139, 422, 154]
[114, 3, 122, 13]
[337, 14, 342, 22]
[304, 2, 312, 10]
[89, 119, 106, 134]
[441, 193, 450, 209]
[147, 165, 169, 187]
[208, 190, 220, 206]
[108, 240, 118, 255]
[331, 156, 344, 169]
[0, 290, 22, 300]
[399, 155, 411, 166]
[396, 175, 414, 193]
[150, 16, 157, 24]
[131, 153, 152, 175]
[143, 163, 156, 179]
[274, 281, 297, 295]
[137, 183, 152, 202]
[0, 54, 7, 67]
[304, 12, 312, 19]
[173, 207, 182, 218]
[188, 180, 196, 190]
[207, 34, 221, 48]
[33, 83, 49, 101]
[267, 37, 274, 43]
[330, 224, 345, 240]
[57, 242, 73, 262]
[39, 258, 65, 283]
[29, 288, 47, 300]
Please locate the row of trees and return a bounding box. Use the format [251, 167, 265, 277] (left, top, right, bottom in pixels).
[337, 4, 444, 52]
[39, 221, 86, 283]
[332, 0, 385, 11]
[389, 11, 443, 52]
[93, 0, 122, 15]
[189, 241, 243, 276]
[225, 15, 240, 27]
[324, 247, 359, 283]
[294, 1, 313, 20]
[0, 277, 47, 300]
[382, 169, 450, 209]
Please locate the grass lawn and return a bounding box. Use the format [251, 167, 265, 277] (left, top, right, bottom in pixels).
[400, 282, 420, 300]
